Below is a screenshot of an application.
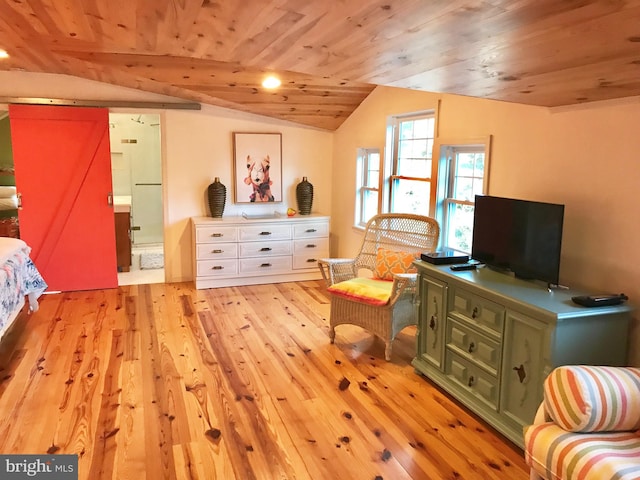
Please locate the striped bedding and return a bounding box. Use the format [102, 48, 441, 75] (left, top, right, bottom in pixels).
[524, 366, 640, 480]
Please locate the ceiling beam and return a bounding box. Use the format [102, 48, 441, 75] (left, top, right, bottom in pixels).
[0, 97, 201, 110]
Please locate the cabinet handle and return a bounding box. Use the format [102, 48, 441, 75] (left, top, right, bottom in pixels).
[305, 228, 317, 233]
[513, 364, 527, 383]
[468, 342, 475, 353]
[429, 315, 437, 331]
[306, 244, 316, 248]
[468, 376, 475, 387]
[259, 231, 272, 236]
[260, 247, 272, 252]
[471, 307, 479, 319]
[212, 249, 222, 254]
[211, 266, 224, 270]
[306, 258, 317, 263]
[210, 233, 223, 237]
[260, 263, 272, 267]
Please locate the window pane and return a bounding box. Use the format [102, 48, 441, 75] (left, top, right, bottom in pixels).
[366, 152, 380, 187]
[363, 190, 378, 224]
[391, 179, 430, 214]
[412, 117, 434, 138]
[446, 203, 475, 253]
[366, 170, 379, 187]
[456, 153, 475, 176]
[453, 177, 474, 201]
[397, 157, 431, 177]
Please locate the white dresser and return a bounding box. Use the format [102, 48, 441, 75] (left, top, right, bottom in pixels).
[192, 214, 330, 289]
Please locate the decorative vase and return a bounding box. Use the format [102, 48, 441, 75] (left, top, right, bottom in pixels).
[296, 176, 313, 215]
[207, 177, 226, 218]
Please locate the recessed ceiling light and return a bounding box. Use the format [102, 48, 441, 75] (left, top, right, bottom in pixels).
[0, 50, 9, 59]
[262, 75, 281, 89]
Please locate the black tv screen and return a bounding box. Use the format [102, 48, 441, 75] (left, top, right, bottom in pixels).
[471, 195, 565, 285]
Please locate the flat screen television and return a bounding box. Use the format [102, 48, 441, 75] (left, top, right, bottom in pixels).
[471, 195, 565, 285]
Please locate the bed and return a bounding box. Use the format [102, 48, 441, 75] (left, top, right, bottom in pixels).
[0, 236, 47, 342]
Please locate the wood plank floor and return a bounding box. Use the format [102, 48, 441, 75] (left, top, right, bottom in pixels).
[0, 281, 530, 479]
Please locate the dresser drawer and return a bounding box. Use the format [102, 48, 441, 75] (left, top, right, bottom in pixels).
[293, 251, 328, 270]
[196, 243, 238, 260]
[293, 237, 329, 253]
[239, 240, 291, 258]
[239, 224, 291, 242]
[239, 255, 292, 274]
[446, 318, 501, 376]
[445, 351, 499, 410]
[196, 226, 238, 243]
[196, 259, 238, 277]
[449, 288, 505, 339]
[293, 222, 329, 239]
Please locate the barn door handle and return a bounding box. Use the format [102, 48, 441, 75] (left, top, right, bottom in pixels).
[107, 192, 113, 207]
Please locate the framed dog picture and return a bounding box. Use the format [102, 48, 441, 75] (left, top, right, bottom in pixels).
[233, 132, 283, 204]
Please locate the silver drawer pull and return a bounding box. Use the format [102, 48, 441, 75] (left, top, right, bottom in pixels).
[260, 247, 272, 252]
[305, 228, 317, 233]
[306, 258, 317, 263]
[306, 244, 316, 248]
[211, 266, 224, 270]
[259, 231, 272, 236]
[210, 233, 223, 237]
[212, 249, 223, 254]
[260, 263, 272, 267]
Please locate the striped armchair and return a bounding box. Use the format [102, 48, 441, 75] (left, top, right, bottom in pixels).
[524, 365, 640, 480]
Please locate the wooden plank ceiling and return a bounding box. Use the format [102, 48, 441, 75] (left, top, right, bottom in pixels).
[0, 1, 639, 131]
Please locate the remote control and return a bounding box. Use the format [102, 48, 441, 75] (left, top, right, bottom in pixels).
[450, 264, 477, 271]
[571, 293, 628, 307]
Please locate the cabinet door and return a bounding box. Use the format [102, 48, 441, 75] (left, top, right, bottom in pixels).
[500, 311, 546, 433]
[417, 276, 447, 369]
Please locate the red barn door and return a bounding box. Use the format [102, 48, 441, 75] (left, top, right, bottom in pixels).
[9, 104, 117, 291]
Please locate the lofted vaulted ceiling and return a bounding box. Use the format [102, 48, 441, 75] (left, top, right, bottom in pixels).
[1, 1, 640, 131]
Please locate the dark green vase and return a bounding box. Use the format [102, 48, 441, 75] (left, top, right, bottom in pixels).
[207, 177, 226, 218]
[296, 176, 313, 215]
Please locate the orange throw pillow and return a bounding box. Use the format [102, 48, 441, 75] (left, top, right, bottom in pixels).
[374, 247, 419, 280]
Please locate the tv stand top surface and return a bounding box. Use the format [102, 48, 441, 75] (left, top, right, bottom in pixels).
[415, 260, 634, 319]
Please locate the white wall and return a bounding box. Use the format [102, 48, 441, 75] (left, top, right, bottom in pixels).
[162, 106, 333, 282]
[333, 86, 640, 365]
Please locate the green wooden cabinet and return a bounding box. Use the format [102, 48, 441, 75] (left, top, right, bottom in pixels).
[413, 261, 632, 448]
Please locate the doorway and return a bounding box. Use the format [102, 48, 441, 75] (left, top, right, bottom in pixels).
[109, 113, 164, 286]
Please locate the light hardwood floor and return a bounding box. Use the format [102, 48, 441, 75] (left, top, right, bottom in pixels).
[0, 281, 530, 479]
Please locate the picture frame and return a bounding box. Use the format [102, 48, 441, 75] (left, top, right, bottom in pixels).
[233, 132, 283, 204]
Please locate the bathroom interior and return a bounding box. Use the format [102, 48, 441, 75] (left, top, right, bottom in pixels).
[109, 112, 164, 286]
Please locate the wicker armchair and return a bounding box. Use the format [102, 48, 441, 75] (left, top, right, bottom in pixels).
[318, 213, 440, 360]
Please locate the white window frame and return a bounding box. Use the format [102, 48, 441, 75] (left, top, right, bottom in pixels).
[354, 147, 382, 228]
[433, 136, 492, 253]
[385, 110, 437, 216]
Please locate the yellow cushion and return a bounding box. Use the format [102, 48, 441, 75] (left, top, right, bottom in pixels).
[374, 247, 418, 280]
[327, 277, 393, 306]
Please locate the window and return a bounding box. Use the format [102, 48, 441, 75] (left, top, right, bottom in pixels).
[435, 138, 492, 253]
[388, 113, 436, 215]
[355, 148, 381, 227]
